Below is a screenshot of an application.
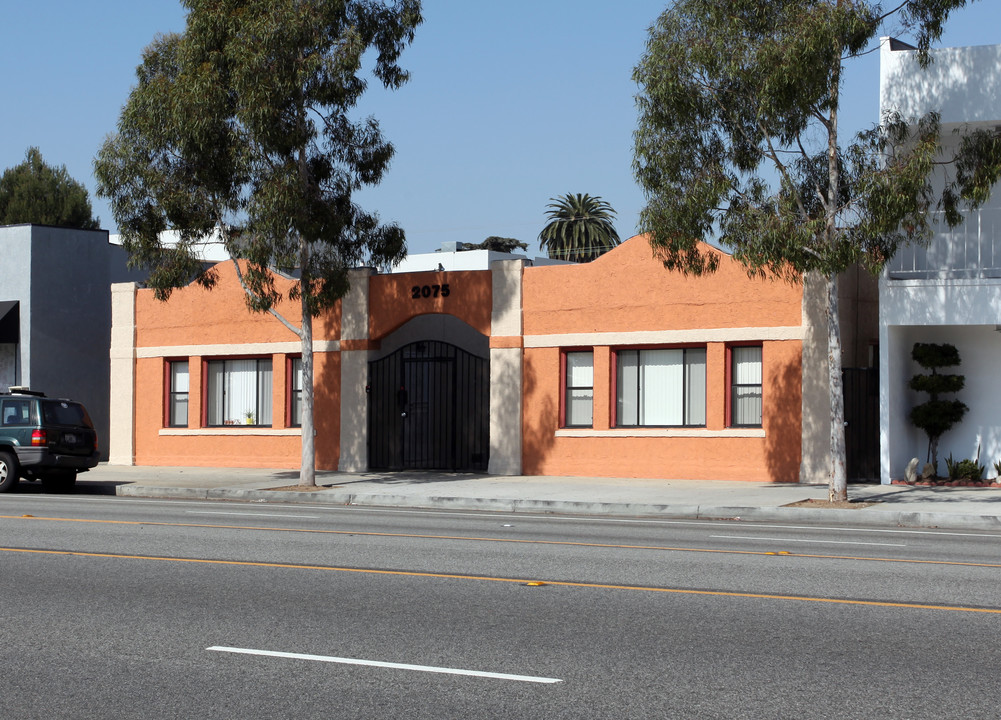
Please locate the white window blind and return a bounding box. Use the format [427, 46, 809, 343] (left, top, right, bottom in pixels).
[291, 357, 303, 426]
[207, 359, 273, 426]
[565, 352, 593, 427]
[617, 348, 706, 426]
[732, 346, 762, 427]
[169, 361, 189, 427]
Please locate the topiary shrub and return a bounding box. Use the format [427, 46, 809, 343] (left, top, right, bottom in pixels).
[909, 343, 968, 476]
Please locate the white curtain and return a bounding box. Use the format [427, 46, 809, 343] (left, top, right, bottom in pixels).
[640, 349, 683, 425]
[207, 359, 272, 425]
[226, 359, 258, 423]
[617, 348, 706, 426]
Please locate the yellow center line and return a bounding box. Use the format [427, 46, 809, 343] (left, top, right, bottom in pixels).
[3, 545, 1000, 615]
[5, 513, 1001, 570]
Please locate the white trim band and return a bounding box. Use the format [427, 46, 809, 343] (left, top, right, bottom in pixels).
[160, 428, 302, 436]
[524, 326, 803, 348]
[556, 428, 765, 438]
[137, 340, 339, 358]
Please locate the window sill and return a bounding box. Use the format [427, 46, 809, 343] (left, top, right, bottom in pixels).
[555, 428, 765, 438]
[160, 427, 301, 436]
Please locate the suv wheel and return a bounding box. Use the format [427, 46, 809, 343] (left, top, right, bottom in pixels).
[0, 451, 19, 492]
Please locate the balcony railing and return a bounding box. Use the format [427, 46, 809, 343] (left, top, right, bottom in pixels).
[887, 207, 1001, 279]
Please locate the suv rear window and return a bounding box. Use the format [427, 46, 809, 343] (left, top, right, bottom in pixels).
[41, 400, 93, 428]
[2, 398, 35, 426]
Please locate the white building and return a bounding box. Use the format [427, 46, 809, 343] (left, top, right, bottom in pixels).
[879, 38, 1001, 482]
[109, 229, 231, 263]
[391, 241, 568, 273]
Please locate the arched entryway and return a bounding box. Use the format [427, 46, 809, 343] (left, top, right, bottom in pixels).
[368, 339, 489, 471]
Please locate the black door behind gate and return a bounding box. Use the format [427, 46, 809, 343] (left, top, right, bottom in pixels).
[844, 367, 879, 482]
[368, 341, 489, 471]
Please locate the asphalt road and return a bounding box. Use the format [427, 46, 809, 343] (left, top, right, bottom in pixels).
[2, 493, 1000, 719]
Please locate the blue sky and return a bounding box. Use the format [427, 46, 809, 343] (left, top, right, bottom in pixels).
[1, 1, 997, 257]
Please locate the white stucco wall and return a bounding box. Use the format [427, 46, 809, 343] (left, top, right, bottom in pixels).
[882, 39, 1001, 278]
[882, 278, 1001, 328]
[488, 259, 525, 475]
[879, 39, 1001, 483]
[881, 38, 1001, 128]
[109, 283, 137, 465]
[880, 277, 1001, 480]
[338, 268, 373, 472]
[110, 229, 231, 263]
[880, 320, 1001, 482]
[393, 248, 560, 273]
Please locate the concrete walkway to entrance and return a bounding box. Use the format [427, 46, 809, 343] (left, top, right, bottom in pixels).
[48, 463, 1001, 531]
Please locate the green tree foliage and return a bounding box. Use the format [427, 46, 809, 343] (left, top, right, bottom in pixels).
[0, 147, 99, 229]
[633, 0, 1000, 501]
[461, 236, 528, 253]
[94, 0, 422, 486]
[909, 343, 968, 473]
[539, 193, 620, 262]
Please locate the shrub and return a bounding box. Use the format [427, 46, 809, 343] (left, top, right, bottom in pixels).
[945, 454, 984, 481]
[909, 343, 968, 474]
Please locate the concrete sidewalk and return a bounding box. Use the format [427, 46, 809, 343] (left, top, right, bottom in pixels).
[61, 463, 1001, 531]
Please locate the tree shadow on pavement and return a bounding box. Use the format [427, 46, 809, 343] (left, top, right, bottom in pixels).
[266, 470, 489, 487]
[854, 485, 1001, 505]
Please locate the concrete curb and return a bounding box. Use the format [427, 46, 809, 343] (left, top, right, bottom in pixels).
[115, 485, 1001, 531]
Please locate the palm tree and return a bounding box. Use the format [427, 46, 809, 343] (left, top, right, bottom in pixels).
[539, 193, 620, 262]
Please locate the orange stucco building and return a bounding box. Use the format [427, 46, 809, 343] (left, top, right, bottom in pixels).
[110, 235, 812, 482]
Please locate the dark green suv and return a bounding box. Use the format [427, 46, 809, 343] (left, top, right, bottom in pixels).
[0, 388, 100, 492]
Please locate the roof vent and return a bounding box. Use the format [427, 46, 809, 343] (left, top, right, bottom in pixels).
[888, 37, 918, 52]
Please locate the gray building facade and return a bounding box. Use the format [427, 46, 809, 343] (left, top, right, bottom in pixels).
[0, 224, 146, 459]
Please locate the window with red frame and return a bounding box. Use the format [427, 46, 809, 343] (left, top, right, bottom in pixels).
[289, 357, 303, 427]
[615, 347, 706, 427]
[167, 360, 189, 428]
[563, 351, 593, 427]
[730, 346, 762, 427]
[205, 358, 273, 426]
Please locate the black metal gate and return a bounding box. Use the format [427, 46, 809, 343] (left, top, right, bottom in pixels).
[844, 367, 879, 482]
[368, 341, 489, 471]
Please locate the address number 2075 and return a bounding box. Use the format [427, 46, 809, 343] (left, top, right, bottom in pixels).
[411, 284, 450, 299]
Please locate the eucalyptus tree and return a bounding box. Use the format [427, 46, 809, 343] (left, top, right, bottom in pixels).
[0, 147, 98, 229]
[95, 0, 422, 486]
[539, 193, 620, 262]
[633, 0, 1000, 501]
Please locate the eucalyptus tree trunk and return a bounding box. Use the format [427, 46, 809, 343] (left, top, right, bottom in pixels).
[299, 235, 316, 488]
[826, 275, 847, 502]
[825, 59, 848, 503]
